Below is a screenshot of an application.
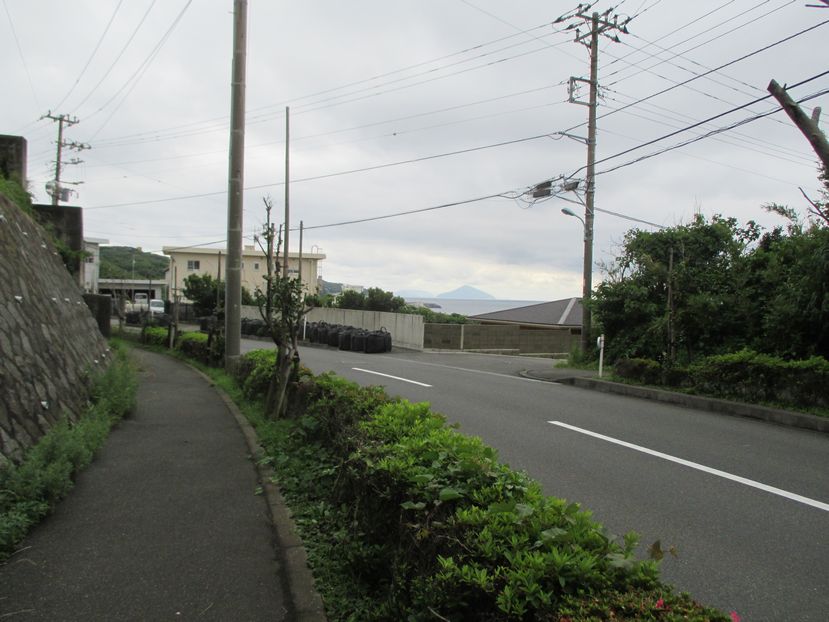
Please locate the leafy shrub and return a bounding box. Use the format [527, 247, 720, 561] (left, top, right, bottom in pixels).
[614, 358, 662, 385]
[688, 349, 829, 409]
[236, 349, 277, 401]
[252, 374, 727, 621]
[176, 331, 212, 364]
[0, 344, 136, 560]
[141, 326, 168, 347]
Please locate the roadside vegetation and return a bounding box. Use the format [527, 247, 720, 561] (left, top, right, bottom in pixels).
[559, 168, 829, 415]
[0, 343, 136, 561]
[129, 326, 729, 621]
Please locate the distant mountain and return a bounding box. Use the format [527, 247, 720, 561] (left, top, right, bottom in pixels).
[437, 285, 495, 300]
[396, 289, 434, 299]
[100, 246, 169, 280]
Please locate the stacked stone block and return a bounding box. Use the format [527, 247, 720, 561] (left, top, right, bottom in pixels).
[0, 195, 111, 464]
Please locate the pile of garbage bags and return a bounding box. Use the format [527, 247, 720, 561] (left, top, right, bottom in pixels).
[305, 322, 392, 354]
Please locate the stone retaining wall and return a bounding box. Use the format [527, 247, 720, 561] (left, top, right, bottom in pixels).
[0, 195, 111, 464]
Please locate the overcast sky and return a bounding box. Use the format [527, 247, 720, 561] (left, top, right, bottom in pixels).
[3, 0, 828, 300]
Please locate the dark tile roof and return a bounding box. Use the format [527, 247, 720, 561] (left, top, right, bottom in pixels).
[470, 297, 582, 326]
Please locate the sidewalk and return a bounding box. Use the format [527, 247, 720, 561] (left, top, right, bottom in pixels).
[0, 349, 321, 621]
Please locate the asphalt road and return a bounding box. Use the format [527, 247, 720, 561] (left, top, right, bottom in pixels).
[242, 340, 829, 621]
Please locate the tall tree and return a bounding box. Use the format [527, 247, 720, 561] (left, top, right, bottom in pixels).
[593, 215, 758, 363]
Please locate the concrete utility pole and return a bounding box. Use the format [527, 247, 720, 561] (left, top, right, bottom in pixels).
[559, 9, 630, 354]
[41, 112, 88, 205]
[768, 79, 829, 170]
[225, 0, 248, 369]
[283, 106, 290, 279]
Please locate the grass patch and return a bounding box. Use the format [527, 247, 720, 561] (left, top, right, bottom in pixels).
[0, 342, 137, 560]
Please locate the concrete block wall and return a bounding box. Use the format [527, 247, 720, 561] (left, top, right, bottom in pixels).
[518, 328, 575, 354]
[423, 324, 462, 350]
[239, 306, 426, 351]
[0, 195, 111, 464]
[423, 324, 577, 355]
[462, 325, 517, 350]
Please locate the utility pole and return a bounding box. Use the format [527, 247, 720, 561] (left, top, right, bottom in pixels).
[768, 79, 829, 170]
[225, 0, 248, 369]
[558, 8, 630, 354]
[298, 220, 304, 288]
[41, 112, 89, 205]
[283, 106, 290, 279]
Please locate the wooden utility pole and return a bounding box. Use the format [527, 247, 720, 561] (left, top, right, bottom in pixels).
[560, 9, 630, 353]
[225, 0, 248, 368]
[768, 79, 829, 170]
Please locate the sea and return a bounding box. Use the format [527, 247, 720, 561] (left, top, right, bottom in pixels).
[403, 298, 543, 317]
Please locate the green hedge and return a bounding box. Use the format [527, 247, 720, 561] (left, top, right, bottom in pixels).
[177, 331, 211, 363]
[141, 326, 168, 347]
[241, 352, 726, 621]
[688, 349, 829, 410]
[614, 350, 828, 412]
[235, 349, 277, 400]
[0, 344, 137, 560]
[614, 358, 662, 385]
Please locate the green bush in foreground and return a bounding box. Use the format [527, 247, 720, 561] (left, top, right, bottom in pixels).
[0, 344, 137, 560]
[233, 352, 727, 621]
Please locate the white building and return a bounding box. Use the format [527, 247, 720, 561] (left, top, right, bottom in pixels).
[162, 245, 326, 302]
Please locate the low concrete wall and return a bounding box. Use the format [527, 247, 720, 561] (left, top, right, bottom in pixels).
[240, 306, 425, 351]
[424, 324, 576, 355]
[423, 324, 462, 350]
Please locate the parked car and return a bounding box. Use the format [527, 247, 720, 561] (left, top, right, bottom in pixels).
[149, 299, 165, 316]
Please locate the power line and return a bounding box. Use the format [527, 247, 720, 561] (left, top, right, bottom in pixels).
[589, 17, 829, 131]
[594, 87, 829, 177]
[51, 0, 126, 112]
[89, 20, 563, 146]
[600, 0, 785, 85]
[87, 0, 193, 138]
[602, 89, 817, 165]
[2, 0, 40, 110]
[301, 191, 517, 231]
[72, 0, 158, 112]
[84, 131, 556, 210]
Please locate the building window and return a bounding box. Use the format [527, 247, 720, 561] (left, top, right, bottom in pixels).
[187, 260, 200, 270]
[254, 262, 260, 271]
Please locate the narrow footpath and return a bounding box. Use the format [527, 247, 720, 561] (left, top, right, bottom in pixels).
[0, 349, 288, 621]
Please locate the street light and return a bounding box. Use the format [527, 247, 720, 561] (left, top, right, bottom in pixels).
[560, 207, 586, 238]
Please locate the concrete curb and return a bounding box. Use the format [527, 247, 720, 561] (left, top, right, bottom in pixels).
[190, 367, 328, 622]
[522, 371, 829, 434]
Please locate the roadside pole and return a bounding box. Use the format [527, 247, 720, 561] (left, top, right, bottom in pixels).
[225, 0, 248, 369]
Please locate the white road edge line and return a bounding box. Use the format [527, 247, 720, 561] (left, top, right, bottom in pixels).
[548, 421, 829, 513]
[352, 368, 432, 387]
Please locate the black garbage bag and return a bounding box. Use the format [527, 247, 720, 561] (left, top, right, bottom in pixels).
[351, 330, 368, 352]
